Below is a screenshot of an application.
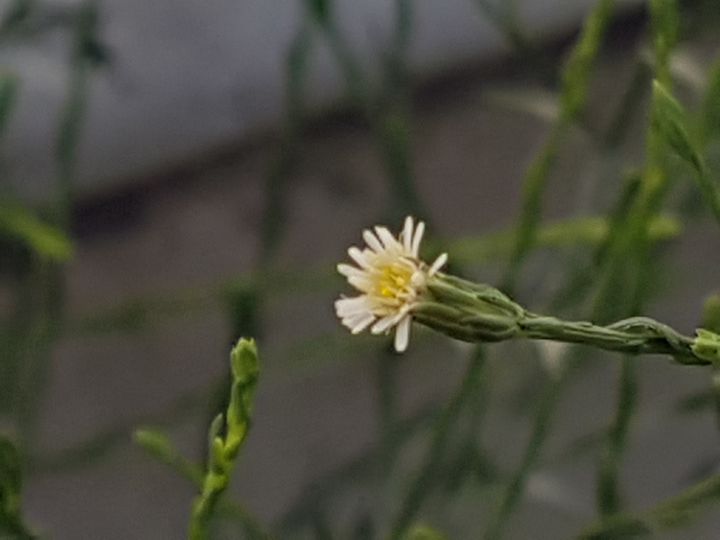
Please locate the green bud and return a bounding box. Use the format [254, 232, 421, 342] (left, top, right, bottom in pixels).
[691, 329, 720, 363]
[414, 276, 521, 343]
[230, 338, 260, 387]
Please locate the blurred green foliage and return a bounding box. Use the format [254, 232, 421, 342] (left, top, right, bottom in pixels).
[2, 0, 720, 538]
[0, 436, 33, 539]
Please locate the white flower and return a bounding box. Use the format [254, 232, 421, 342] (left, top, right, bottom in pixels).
[335, 216, 448, 352]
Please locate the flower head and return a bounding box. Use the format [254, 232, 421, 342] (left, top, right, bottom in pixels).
[335, 216, 448, 352]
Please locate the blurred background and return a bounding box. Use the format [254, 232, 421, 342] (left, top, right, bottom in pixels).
[2, 0, 720, 538]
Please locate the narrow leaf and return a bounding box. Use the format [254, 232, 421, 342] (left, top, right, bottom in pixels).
[0, 202, 73, 261]
[652, 80, 703, 172]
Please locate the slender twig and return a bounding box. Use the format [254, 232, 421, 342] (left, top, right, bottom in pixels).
[503, 0, 617, 294]
[482, 360, 570, 540]
[189, 339, 260, 540]
[594, 2, 683, 519]
[16, 0, 101, 454]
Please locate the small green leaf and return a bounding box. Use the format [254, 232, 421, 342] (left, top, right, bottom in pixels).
[651, 80, 703, 173]
[560, 0, 615, 120]
[134, 428, 203, 486]
[0, 202, 73, 261]
[652, 82, 720, 225]
[134, 429, 176, 462]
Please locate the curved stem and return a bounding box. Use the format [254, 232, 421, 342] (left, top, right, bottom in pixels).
[417, 275, 712, 366]
[518, 314, 698, 362]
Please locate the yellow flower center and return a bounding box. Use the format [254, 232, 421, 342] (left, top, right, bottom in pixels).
[375, 262, 414, 301]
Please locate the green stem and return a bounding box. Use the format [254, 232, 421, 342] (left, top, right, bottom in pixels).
[377, 347, 401, 477]
[416, 276, 711, 366]
[503, 0, 616, 293]
[389, 350, 485, 539]
[278, 401, 441, 535]
[502, 123, 565, 293]
[596, 356, 637, 516]
[520, 315, 698, 361]
[482, 363, 569, 540]
[189, 339, 259, 540]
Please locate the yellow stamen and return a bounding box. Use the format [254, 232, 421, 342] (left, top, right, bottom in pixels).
[375, 263, 413, 299]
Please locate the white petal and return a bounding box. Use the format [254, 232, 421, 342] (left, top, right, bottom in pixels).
[411, 221, 425, 257]
[348, 275, 373, 292]
[348, 313, 376, 334]
[370, 304, 410, 334]
[394, 316, 411, 352]
[363, 230, 384, 253]
[337, 263, 367, 278]
[361, 248, 380, 268]
[348, 247, 370, 269]
[335, 296, 372, 316]
[402, 216, 414, 252]
[375, 226, 403, 251]
[428, 253, 448, 275]
[410, 271, 426, 288]
[371, 313, 401, 334]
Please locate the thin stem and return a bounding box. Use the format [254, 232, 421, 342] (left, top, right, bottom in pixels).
[278, 401, 441, 534]
[519, 315, 699, 362]
[417, 277, 710, 366]
[482, 363, 569, 540]
[502, 123, 565, 293]
[376, 346, 403, 479]
[503, 0, 616, 294]
[189, 340, 259, 539]
[596, 356, 637, 516]
[389, 350, 485, 539]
